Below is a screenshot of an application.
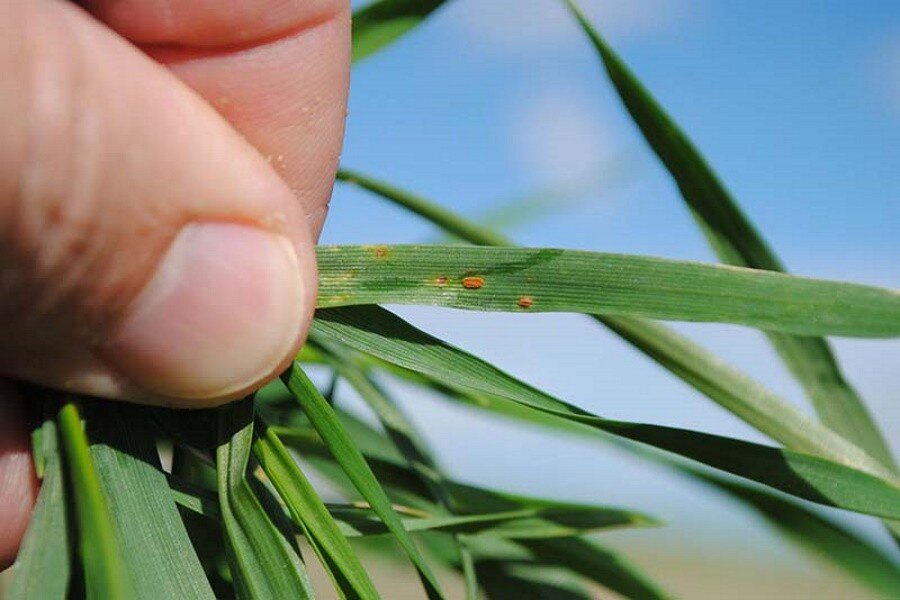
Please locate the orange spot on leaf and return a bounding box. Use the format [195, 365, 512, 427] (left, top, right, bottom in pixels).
[462, 276, 485, 289]
[373, 245, 390, 259]
[517, 296, 534, 309]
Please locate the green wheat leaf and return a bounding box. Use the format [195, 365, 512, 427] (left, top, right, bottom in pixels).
[57, 400, 132, 599]
[252, 418, 381, 600]
[375, 370, 900, 595]
[85, 403, 214, 600]
[332, 170, 887, 475]
[562, 0, 895, 471]
[6, 416, 71, 600]
[282, 364, 447, 599]
[216, 399, 314, 599]
[311, 306, 900, 517]
[315, 245, 900, 339]
[352, 0, 450, 63]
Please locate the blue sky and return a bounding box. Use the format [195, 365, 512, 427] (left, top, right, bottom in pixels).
[322, 0, 899, 567]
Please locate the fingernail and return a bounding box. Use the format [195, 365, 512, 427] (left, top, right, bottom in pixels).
[109, 223, 305, 400]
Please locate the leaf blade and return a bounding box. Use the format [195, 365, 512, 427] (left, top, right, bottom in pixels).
[352, 0, 449, 63]
[86, 403, 214, 600]
[57, 400, 132, 599]
[252, 419, 380, 600]
[282, 364, 447, 599]
[562, 0, 896, 470]
[312, 306, 900, 517]
[216, 400, 314, 599]
[316, 244, 900, 339]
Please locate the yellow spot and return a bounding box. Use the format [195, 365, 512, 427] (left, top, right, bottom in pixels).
[434, 275, 449, 286]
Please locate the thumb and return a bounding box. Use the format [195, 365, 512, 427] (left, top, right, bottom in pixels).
[0, 1, 321, 406]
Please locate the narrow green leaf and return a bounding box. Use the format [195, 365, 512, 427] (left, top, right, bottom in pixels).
[334, 171, 891, 473]
[282, 364, 447, 599]
[216, 400, 314, 599]
[6, 417, 71, 600]
[171, 474, 654, 540]
[337, 169, 510, 246]
[522, 538, 671, 600]
[270, 404, 665, 597]
[466, 536, 669, 600]
[687, 472, 900, 597]
[418, 533, 594, 600]
[475, 562, 592, 600]
[396, 369, 900, 595]
[316, 244, 900, 339]
[352, 0, 449, 63]
[85, 403, 214, 600]
[57, 400, 132, 599]
[562, 0, 895, 471]
[312, 306, 900, 517]
[252, 419, 381, 600]
[312, 334, 480, 595]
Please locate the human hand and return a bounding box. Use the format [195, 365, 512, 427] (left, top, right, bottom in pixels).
[0, 0, 350, 567]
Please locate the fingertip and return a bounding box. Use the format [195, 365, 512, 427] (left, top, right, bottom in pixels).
[0, 386, 39, 570]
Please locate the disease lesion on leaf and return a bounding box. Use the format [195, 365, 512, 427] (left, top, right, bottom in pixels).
[461, 275, 485, 289]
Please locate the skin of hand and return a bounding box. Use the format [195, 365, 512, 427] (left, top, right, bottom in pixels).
[0, 0, 351, 568]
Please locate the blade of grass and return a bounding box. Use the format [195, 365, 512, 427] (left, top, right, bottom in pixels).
[252, 418, 380, 600]
[311, 306, 900, 517]
[465, 536, 670, 600]
[331, 171, 893, 493]
[85, 403, 214, 600]
[311, 335, 477, 596]
[265, 410, 660, 540]
[388, 373, 900, 594]
[216, 399, 314, 599]
[687, 471, 900, 597]
[361, 360, 900, 593]
[282, 363, 447, 599]
[562, 0, 895, 472]
[316, 244, 900, 339]
[269, 402, 664, 597]
[337, 169, 510, 246]
[57, 400, 132, 598]
[6, 415, 71, 600]
[352, 0, 450, 63]
[171, 479, 657, 541]
[523, 537, 671, 600]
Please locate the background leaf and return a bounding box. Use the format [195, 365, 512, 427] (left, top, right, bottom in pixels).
[283, 364, 447, 599]
[562, 0, 896, 472]
[57, 400, 133, 598]
[312, 306, 900, 516]
[6, 415, 71, 600]
[86, 403, 214, 600]
[352, 0, 450, 63]
[252, 418, 380, 600]
[216, 400, 314, 599]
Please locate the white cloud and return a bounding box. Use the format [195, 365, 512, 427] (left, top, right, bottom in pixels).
[510, 85, 619, 183]
[447, 0, 692, 51]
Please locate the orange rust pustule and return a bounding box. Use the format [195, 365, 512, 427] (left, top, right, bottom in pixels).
[517, 296, 534, 309]
[461, 276, 485, 289]
[373, 245, 390, 259]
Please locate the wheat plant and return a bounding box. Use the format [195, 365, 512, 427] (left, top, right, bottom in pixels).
[6, 1, 900, 598]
